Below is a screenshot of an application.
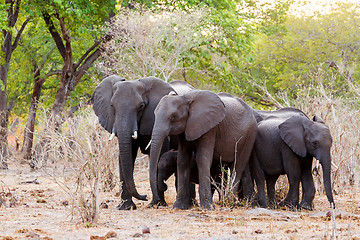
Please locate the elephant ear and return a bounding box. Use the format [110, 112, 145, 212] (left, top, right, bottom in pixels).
[91, 75, 125, 133]
[279, 116, 308, 157]
[138, 77, 174, 136]
[184, 90, 226, 141]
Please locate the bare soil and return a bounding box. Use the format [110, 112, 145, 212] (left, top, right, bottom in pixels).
[1, 157, 360, 240]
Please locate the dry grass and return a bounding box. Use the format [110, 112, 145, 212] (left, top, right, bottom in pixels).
[28, 106, 119, 224]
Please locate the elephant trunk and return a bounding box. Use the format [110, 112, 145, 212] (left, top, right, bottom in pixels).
[320, 157, 335, 209]
[149, 131, 168, 204]
[118, 131, 147, 201]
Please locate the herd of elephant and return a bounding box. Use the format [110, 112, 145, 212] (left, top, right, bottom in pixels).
[91, 75, 335, 211]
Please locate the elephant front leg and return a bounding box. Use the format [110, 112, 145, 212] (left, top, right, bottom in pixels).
[196, 134, 216, 210]
[280, 175, 300, 211]
[280, 152, 301, 210]
[299, 161, 315, 210]
[173, 143, 193, 210]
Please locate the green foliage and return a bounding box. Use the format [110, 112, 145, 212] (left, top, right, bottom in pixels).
[8, 0, 117, 116]
[246, 1, 360, 107]
[101, 0, 268, 95]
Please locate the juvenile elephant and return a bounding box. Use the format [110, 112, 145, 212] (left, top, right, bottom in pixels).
[149, 90, 257, 210]
[91, 75, 192, 210]
[251, 107, 335, 210]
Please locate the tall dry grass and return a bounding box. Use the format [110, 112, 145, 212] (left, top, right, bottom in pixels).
[30, 106, 119, 224]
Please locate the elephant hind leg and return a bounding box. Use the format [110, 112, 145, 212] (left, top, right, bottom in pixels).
[266, 174, 279, 209]
[232, 131, 257, 201]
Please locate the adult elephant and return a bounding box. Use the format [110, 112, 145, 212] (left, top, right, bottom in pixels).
[91, 75, 192, 210]
[251, 107, 335, 210]
[149, 90, 257, 210]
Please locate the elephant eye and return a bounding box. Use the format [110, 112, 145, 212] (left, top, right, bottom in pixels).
[312, 141, 318, 148]
[138, 102, 145, 111]
[170, 114, 177, 121]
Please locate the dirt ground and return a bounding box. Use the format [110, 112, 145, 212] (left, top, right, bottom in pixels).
[1, 156, 360, 240]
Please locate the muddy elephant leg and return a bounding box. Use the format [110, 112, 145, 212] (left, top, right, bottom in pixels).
[299, 159, 315, 210]
[266, 174, 279, 209]
[116, 143, 139, 210]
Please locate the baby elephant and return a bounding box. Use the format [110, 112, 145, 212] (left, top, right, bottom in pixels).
[250, 107, 335, 210]
[157, 150, 196, 206]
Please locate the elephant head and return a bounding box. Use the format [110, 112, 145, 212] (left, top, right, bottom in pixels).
[91, 75, 174, 201]
[149, 90, 226, 203]
[279, 115, 335, 208]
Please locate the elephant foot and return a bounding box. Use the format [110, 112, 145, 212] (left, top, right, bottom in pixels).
[173, 200, 191, 210]
[147, 199, 168, 208]
[116, 200, 137, 210]
[300, 201, 313, 211]
[257, 198, 268, 209]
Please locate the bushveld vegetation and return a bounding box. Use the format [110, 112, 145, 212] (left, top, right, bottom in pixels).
[0, 0, 359, 225]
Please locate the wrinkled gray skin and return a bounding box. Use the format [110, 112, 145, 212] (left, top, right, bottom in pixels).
[91, 75, 193, 210]
[149, 90, 258, 210]
[250, 107, 335, 210]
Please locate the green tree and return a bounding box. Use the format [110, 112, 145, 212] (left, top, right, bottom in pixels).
[248, 1, 360, 107]
[100, 0, 261, 93]
[0, 0, 29, 168]
[31, 0, 116, 128]
[11, 0, 117, 162]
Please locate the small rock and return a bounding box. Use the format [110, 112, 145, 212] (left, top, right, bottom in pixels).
[232, 230, 238, 234]
[61, 200, 69, 206]
[255, 229, 263, 234]
[90, 236, 106, 240]
[142, 226, 150, 234]
[26, 231, 40, 239]
[105, 231, 117, 238]
[36, 199, 47, 203]
[1, 237, 14, 240]
[132, 233, 143, 238]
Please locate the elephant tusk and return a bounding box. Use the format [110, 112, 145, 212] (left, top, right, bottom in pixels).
[132, 130, 138, 139]
[145, 139, 152, 150]
[108, 132, 115, 141]
[331, 161, 338, 170]
[168, 91, 177, 95]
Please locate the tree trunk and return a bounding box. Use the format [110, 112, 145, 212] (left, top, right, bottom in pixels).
[22, 68, 45, 160]
[0, 70, 9, 169]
